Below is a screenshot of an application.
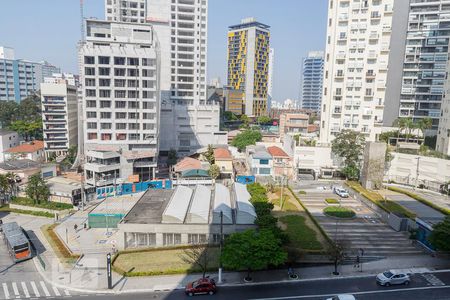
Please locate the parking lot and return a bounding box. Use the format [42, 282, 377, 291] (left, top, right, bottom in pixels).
[292, 186, 424, 257]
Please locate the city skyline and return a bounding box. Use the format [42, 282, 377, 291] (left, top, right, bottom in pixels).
[0, 0, 327, 103]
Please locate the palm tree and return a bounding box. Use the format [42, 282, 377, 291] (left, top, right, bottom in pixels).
[393, 118, 407, 145]
[403, 117, 414, 143]
[417, 117, 433, 138]
[0, 174, 9, 204]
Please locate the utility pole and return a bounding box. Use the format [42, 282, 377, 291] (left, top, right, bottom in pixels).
[280, 176, 284, 209]
[414, 157, 420, 190]
[218, 211, 223, 283]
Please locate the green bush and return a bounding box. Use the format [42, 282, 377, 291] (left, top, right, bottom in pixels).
[323, 206, 356, 218]
[325, 198, 339, 204]
[387, 186, 450, 216]
[298, 190, 307, 195]
[247, 182, 268, 203]
[12, 197, 73, 211]
[0, 205, 54, 218]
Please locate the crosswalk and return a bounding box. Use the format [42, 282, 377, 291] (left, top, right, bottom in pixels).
[422, 273, 446, 286]
[1, 281, 71, 299]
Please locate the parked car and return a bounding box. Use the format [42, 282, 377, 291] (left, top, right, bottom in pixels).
[334, 187, 349, 198]
[376, 270, 410, 286]
[326, 295, 356, 300]
[185, 277, 216, 296]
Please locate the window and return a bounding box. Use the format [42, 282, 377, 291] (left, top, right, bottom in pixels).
[85, 78, 96, 86]
[86, 111, 97, 118]
[116, 133, 127, 140]
[127, 69, 139, 77]
[115, 101, 126, 108]
[101, 123, 112, 129]
[99, 90, 111, 98]
[87, 122, 97, 129]
[114, 68, 126, 76]
[99, 67, 110, 76]
[142, 113, 154, 119]
[86, 100, 96, 108]
[115, 112, 126, 119]
[116, 123, 126, 130]
[129, 123, 140, 130]
[85, 67, 95, 76]
[128, 133, 140, 140]
[98, 56, 110, 64]
[99, 79, 110, 87]
[114, 57, 126, 65]
[127, 58, 139, 66]
[259, 168, 271, 175]
[87, 133, 97, 140]
[101, 133, 112, 140]
[142, 58, 155, 66]
[142, 102, 154, 109]
[128, 101, 139, 109]
[100, 112, 111, 119]
[128, 112, 139, 119]
[115, 79, 126, 87]
[188, 234, 207, 244]
[259, 159, 269, 165]
[143, 123, 154, 130]
[163, 233, 181, 246]
[84, 56, 95, 64]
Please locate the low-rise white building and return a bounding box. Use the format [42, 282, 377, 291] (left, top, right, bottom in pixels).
[4, 141, 45, 162]
[246, 145, 273, 177]
[0, 130, 20, 163]
[118, 183, 256, 249]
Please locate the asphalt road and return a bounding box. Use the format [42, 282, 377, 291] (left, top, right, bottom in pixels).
[60, 271, 450, 300]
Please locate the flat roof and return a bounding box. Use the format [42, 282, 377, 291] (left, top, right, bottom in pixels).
[0, 129, 16, 136]
[0, 159, 41, 170]
[229, 21, 270, 31]
[122, 189, 174, 224]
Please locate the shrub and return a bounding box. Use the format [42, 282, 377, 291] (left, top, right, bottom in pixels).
[247, 182, 268, 203]
[323, 206, 356, 219]
[325, 198, 339, 204]
[12, 197, 73, 211]
[0, 205, 54, 218]
[298, 190, 307, 195]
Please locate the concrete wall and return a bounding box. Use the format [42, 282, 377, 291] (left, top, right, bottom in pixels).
[387, 152, 450, 186]
[361, 142, 387, 190]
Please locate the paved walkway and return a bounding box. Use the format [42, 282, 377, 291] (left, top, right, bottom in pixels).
[387, 184, 450, 211]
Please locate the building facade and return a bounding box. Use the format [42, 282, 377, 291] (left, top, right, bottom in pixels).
[0, 130, 19, 163]
[279, 113, 309, 141]
[320, 0, 394, 143]
[224, 87, 244, 115]
[40, 74, 78, 160]
[395, 0, 450, 130]
[300, 51, 324, 112]
[227, 18, 270, 117]
[437, 59, 450, 155]
[0, 47, 60, 102]
[268, 48, 274, 109]
[105, 0, 223, 155]
[79, 20, 159, 186]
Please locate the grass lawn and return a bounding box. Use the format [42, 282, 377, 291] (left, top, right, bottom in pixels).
[323, 206, 355, 218]
[0, 205, 54, 218]
[380, 200, 416, 219]
[113, 247, 220, 276]
[280, 196, 299, 212]
[13, 197, 73, 211]
[278, 215, 323, 251]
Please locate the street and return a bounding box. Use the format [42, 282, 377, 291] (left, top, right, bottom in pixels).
[40, 271, 450, 300]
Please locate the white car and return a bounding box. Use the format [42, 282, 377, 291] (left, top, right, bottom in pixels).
[326, 295, 356, 300]
[334, 187, 349, 198]
[376, 270, 410, 286]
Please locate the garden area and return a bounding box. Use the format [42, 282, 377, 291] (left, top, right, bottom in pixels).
[346, 181, 416, 219]
[12, 197, 73, 211]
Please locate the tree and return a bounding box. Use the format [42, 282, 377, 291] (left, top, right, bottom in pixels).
[428, 216, 450, 251]
[0, 101, 19, 128]
[180, 243, 215, 278]
[257, 116, 272, 125]
[204, 144, 215, 165]
[247, 182, 268, 203]
[231, 129, 262, 152]
[224, 111, 238, 121]
[208, 164, 220, 180]
[329, 242, 346, 275]
[0, 174, 8, 204]
[417, 117, 433, 138]
[167, 149, 178, 166]
[331, 130, 365, 180]
[240, 114, 250, 128]
[25, 173, 50, 204]
[5, 172, 18, 198]
[221, 229, 287, 281]
[9, 119, 42, 141]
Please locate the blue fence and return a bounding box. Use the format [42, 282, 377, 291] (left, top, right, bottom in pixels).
[96, 179, 172, 199]
[236, 175, 256, 185]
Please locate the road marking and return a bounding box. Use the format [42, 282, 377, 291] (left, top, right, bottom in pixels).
[2, 283, 10, 299]
[249, 284, 450, 300]
[21, 282, 30, 298]
[64, 289, 71, 296]
[52, 286, 61, 296]
[39, 281, 50, 297]
[11, 282, 19, 298]
[422, 273, 445, 286]
[30, 281, 40, 297]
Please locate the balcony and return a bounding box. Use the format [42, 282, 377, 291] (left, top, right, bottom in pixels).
[366, 72, 376, 78]
[85, 162, 120, 173]
[371, 12, 381, 19]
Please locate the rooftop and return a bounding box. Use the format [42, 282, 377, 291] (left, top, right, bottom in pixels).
[0, 129, 16, 136]
[122, 189, 174, 224]
[229, 18, 270, 31]
[214, 148, 232, 160]
[267, 146, 289, 158]
[0, 159, 41, 170]
[7, 141, 44, 153]
[174, 157, 204, 173]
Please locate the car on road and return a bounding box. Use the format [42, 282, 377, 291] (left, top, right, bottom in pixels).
[185, 277, 216, 296]
[376, 270, 410, 286]
[326, 295, 356, 300]
[334, 187, 349, 198]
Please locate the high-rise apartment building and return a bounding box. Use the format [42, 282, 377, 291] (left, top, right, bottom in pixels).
[105, 0, 147, 23]
[320, 0, 394, 143]
[227, 18, 270, 117]
[392, 0, 450, 130]
[300, 51, 324, 112]
[79, 20, 159, 186]
[40, 74, 78, 160]
[0, 46, 60, 102]
[268, 48, 274, 108]
[105, 0, 224, 155]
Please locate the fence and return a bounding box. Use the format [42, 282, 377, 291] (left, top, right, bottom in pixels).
[96, 179, 172, 199]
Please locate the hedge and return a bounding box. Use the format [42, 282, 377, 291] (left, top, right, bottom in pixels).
[298, 190, 307, 195]
[325, 198, 339, 204]
[387, 186, 450, 216]
[42, 224, 80, 262]
[346, 181, 417, 219]
[12, 197, 73, 211]
[0, 205, 54, 218]
[323, 206, 355, 219]
[288, 187, 334, 249]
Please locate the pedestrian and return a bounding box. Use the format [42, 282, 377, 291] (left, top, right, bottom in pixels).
[74, 224, 78, 232]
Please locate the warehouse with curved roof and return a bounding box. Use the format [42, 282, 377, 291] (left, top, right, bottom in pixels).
[212, 183, 233, 224]
[185, 185, 211, 224]
[162, 185, 193, 223]
[234, 182, 257, 224]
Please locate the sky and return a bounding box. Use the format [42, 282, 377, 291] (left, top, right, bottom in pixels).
[0, 0, 327, 102]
